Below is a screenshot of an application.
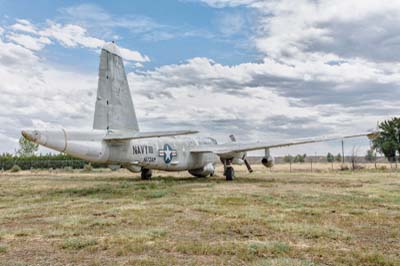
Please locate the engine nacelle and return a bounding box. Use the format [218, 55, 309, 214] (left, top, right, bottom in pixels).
[232, 158, 244, 165]
[188, 163, 215, 177]
[261, 156, 274, 168]
[125, 165, 141, 173]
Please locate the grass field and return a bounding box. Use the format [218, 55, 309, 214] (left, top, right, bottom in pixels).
[0, 165, 399, 266]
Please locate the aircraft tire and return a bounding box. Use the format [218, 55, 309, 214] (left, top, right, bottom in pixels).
[141, 168, 152, 180]
[225, 167, 234, 181]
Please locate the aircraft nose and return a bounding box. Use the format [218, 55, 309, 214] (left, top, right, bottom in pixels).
[21, 130, 40, 143]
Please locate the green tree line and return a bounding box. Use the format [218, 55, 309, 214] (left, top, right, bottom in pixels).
[0, 153, 106, 171]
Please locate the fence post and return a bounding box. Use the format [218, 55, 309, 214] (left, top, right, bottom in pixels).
[341, 139, 345, 166]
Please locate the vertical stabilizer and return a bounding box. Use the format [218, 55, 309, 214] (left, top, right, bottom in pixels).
[93, 42, 139, 131]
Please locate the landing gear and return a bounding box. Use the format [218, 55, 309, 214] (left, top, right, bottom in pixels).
[223, 159, 235, 181]
[141, 168, 152, 180]
[225, 166, 235, 181]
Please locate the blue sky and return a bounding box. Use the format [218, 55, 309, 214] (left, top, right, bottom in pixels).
[1, 0, 258, 70]
[0, 0, 399, 156]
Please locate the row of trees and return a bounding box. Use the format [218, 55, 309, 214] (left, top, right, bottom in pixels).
[283, 117, 400, 165]
[326, 153, 342, 163]
[284, 150, 377, 164]
[0, 152, 106, 171]
[284, 153, 342, 163]
[283, 154, 307, 163]
[2, 154, 74, 170]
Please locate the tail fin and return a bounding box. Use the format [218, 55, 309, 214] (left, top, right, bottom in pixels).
[93, 42, 139, 131]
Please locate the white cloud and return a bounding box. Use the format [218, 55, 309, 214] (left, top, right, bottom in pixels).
[59, 4, 159, 33]
[37, 21, 149, 62]
[0, 16, 149, 151]
[3, 19, 150, 62]
[0, 39, 97, 152]
[7, 33, 51, 51]
[216, 12, 247, 36]
[210, 0, 400, 64]
[201, 0, 400, 63]
[195, 0, 400, 107]
[0, 23, 148, 152]
[134, 62, 144, 68]
[10, 19, 37, 34]
[127, 56, 392, 139]
[199, 0, 260, 8]
[59, 3, 214, 42]
[39, 22, 105, 49]
[0, 38, 38, 66]
[119, 47, 150, 62]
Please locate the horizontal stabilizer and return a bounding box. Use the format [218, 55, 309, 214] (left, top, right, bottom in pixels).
[104, 130, 199, 141]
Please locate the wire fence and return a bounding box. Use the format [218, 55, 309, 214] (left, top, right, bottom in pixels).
[0, 156, 396, 172]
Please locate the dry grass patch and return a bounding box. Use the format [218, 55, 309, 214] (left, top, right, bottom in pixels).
[0, 165, 399, 265]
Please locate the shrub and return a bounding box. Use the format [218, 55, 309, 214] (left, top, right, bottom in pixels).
[0, 244, 7, 253]
[62, 238, 97, 250]
[10, 165, 21, 173]
[63, 166, 73, 172]
[271, 242, 291, 255]
[83, 163, 93, 172]
[340, 165, 350, 171]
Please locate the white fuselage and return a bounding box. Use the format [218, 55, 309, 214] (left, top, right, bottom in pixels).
[22, 129, 219, 171]
[111, 137, 219, 171]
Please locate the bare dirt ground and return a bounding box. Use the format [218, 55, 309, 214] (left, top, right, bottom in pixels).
[0, 164, 399, 265]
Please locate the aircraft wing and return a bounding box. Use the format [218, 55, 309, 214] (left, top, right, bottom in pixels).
[190, 132, 378, 158]
[104, 130, 199, 141]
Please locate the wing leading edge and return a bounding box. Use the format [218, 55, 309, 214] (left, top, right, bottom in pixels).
[104, 130, 199, 141]
[190, 132, 378, 157]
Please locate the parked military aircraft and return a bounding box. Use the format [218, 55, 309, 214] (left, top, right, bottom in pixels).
[21, 43, 376, 180]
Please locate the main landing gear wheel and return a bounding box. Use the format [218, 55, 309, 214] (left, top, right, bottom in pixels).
[225, 167, 235, 181]
[141, 168, 152, 180]
[223, 159, 235, 181]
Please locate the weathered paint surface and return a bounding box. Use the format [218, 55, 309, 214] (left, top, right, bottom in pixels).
[21, 128, 218, 171]
[122, 137, 219, 171]
[93, 43, 139, 131]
